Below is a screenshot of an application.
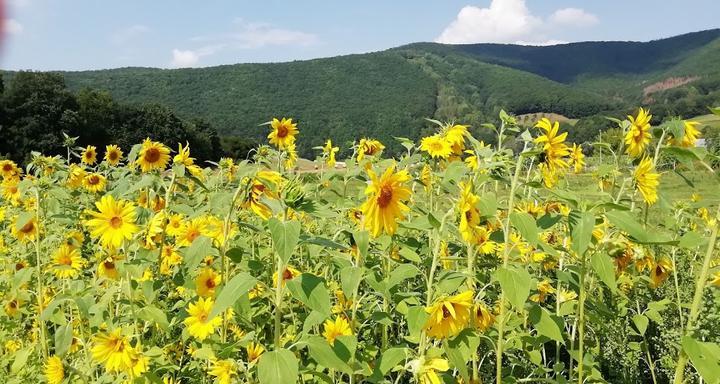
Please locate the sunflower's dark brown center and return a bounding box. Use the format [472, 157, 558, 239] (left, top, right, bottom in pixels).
[282, 268, 294, 281]
[21, 221, 35, 234]
[88, 175, 100, 185]
[103, 260, 116, 270]
[144, 148, 161, 163]
[15, 262, 25, 271]
[276, 124, 289, 138]
[108, 151, 119, 161]
[110, 216, 123, 228]
[2, 164, 12, 172]
[442, 305, 451, 319]
[205, 278, 216, 289]
[377, 185, 393, 208]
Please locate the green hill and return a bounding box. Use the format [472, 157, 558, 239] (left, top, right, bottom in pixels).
[7, 28, 720, 158]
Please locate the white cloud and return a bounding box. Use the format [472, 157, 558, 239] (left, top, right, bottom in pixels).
[191, 19, 318, 49]
[436, 0, 598, 45]
[171, 49, 200, 68]
[550, 8, 599, 27]
[4, 18, 24, 35]
[112, 25, 150, 45]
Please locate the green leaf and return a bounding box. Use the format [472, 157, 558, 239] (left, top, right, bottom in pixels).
[182, 236, 214, 271]
[682, 336, 720, 383]
[54, 324, 74, 357]
[679, 231, 703, 249]
[286, 273, 332, 317]
[398, 247, 421, 263]
[306, 336, 352, 374]
[510, 212, 538, 245]
[11, 347, 31, 374]
[14, 211, 34, 232]
[569, 211, 594, 256]
[209, 272, 257, 318]
[529, 305, 564, 343]
[406, 306, 430, 341]
[590, 252, 617, 293]
[632, 314, 648, 335]
[340, 266, 364, 298]
[353, 230, 369, 260]
[257, 348, 299, 384]
[387, 264, 419, 290]
[605, 211, 674, 244]
[268, 219, 302, 264]
[661, 146, 704, 164]
[138, 306, 170, 331]
[372, 348, 407, 378]
[495, 266, 533, 309]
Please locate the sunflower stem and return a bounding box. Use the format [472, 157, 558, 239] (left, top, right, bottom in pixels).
[577, 249, 588, 384]
[33, 188, 49, 359]
[672, 205, 720, 384]
[496, 146, 525, 384]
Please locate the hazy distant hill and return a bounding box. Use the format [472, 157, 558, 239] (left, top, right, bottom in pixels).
[41, 28, 720, 156]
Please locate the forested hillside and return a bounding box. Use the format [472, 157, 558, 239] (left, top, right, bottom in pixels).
[3, 29, 720, 158]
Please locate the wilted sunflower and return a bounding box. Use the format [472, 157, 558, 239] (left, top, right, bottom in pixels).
[473, 302, 495, 331]
[136, 138, 171, 173]
[196, 268, 221, 297]
[51, 244, 85, 279]
[246, 342, 265, 363]
[91, 329, 134, 372]
[81, 145, 98, 165]
[624, 108, 652, 158]
[104, 145, 123, 165]
[44, 356, 64, 384]
[633, 156, 660, 205]
[12, 215, 39, 242]
[361, 165, 412, 237]
[268, 117, 299, 149]
[424, 290, 474, 339]
[420, 134, 452, 159]
[184, 297, 222, 340]
[82, 173, 107, 193]
[322, 316, 353, 344]
[85, 194, 139, 248]
[356, 138, 385, 161]
[209, 359, 237, 384]
[650, 258, 673, 288]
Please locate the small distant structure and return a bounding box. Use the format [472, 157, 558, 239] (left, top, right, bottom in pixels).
[696, 138, 706, 148]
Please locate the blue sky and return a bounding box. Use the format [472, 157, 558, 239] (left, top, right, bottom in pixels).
[2, 0, 719, 71]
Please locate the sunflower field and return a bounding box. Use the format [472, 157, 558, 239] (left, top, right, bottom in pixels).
[0, 109, 719, 384]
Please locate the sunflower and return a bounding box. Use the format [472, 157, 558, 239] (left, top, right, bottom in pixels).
[273, 265, 301, 287]
[104, 145, 123, 165]
[184, 297, 222, 341]
[323, 139, 339, 167]
[444, 124, 468, 153]
[82, 173, 107, 193]
[4, 299, 20, 317]
[136, 138, 171, 173]
[165, 214, 186, 237]
[196, 268, 221, 297]
[242, 171, 283, 220]
[91, 329, 134, 372]
[670, 120, 701, 148]
[530, 279, 556, 303]
[650, 258, 673, 288]
[81, 145, 98, 165]
[710, 271, 720, 287]
[356, 138, 385, 161]
[360, 165, 412, 237]
[420, 134, 452, 159]
[473, 302, 495, 332]
[633, 156, 660, 205]
[625, 108, 652, 158]
[98, 256, 120, 280]
[458, 182, 481, 244]
[44, 356, 64, 384]
[51, 244, 85, 279]
[209, 359, 237, 384]
[176, 217, 208, 247]
[174, 142, 204, 178]
[246, 342, 265, 363]
[569, 143, 585, 173]
[268, 117, 299, 149]
[322, 316, 353, 344]
[12, 215, 39, 243]
[535, 118, 570, 187]
[0, 159, 21, 180]
[424, 290, 474, 339]
[284, 142, 298, 169]
[418, 357, 450, 384]
[204, 215, 237, 247]
[85, 194, 139, 248]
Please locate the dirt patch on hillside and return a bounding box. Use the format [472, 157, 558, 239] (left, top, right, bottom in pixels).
[643, 76, 699, 98]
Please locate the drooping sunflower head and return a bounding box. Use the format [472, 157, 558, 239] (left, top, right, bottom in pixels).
[136, 138, 171, 173]
[268, 118, 299, 149]
[357, 138, 385, 161]
[423, 290, 474, 339]
[633, 156, 660, 205]
[81, 145, 98, 165]
[650, 257, 673, 288]
[669, 120, 702, 148]
[624, 107, 652, 158]
[104, 145, 123, 166]
[246, 342, 265, 363]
